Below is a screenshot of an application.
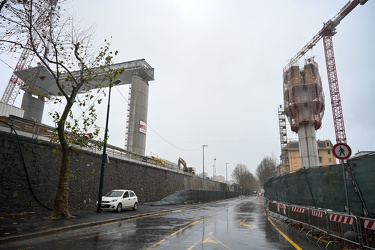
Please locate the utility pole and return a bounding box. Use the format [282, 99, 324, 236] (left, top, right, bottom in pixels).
[226, 163, 229, 184]
[202, 145, 208, 179]
[213, 158, 216, 179]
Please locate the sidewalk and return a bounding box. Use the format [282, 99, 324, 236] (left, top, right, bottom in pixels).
[0, 204, 184, 244]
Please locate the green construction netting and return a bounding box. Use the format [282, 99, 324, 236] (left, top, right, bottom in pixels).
[264, 153, 375, 218]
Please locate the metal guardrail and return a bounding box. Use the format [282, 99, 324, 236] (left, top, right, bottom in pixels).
[288, 205, 309, 231]
[310, 209, 329, 235]
[266, 201, 289, 222]
[277, 202, 287, 216]
[359, 217, 375, 249]
[265, 199, 375, 249]
[72, 143, 182, 174]
[1, 115, 200, 178]
[326, 212, 360, 247]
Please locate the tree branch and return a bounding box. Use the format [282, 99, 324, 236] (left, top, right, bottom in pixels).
[0, 0, 7, 13]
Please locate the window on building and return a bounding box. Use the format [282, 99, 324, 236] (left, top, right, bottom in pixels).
[319, 157, 322, 163]
[329, 158, 332, 163]
[328, 150, 331, 154]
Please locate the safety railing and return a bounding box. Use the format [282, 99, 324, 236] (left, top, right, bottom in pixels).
[277, 203, 287, 217]
[1, 115, 185, 176]
[7, 114, 56, 140]
[82, 144, 181, 173]
[266, 200, 289, 223]
[309, 208, 330, 243]
[309, 209, 328, 233]
[267, 200, 277, 214]
[287, 205, 309, 231]
[326, 212, 360, 247]
[265, 199, 375, 249]
[359, 217, 375, 249]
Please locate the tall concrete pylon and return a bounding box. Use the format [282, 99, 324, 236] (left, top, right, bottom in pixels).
[283, 58, 325, 168]
[125, 72, 152, 155]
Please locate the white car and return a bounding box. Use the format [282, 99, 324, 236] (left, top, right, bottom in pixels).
[99, 189, 138, 212]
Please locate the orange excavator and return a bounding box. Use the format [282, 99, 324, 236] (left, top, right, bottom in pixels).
[178, 157, 195, 175]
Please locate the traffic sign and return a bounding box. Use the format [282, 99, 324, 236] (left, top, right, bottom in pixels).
[332, 143, 352, 160]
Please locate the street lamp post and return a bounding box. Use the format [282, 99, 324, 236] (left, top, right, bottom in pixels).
[202, 145, 208, 179]
[226, 163, 229, 184]
[96, 79, 121, 213]
[212, 165, 214, 180]
[213, 158, 216, 179]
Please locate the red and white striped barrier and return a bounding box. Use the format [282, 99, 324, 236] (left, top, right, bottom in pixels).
[277, 203, 286, 214]
[278, 203, 286, 209]
[292, 206, 305, 213]
[311, 209, 323, 218]
[329, 214, 354, 225]
[363, 219, 375, 230]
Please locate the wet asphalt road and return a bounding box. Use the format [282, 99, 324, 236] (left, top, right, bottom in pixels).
[1, 196, 330, 249]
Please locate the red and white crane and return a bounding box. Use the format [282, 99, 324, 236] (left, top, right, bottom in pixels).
[1, 39, 37, 105]
[284, 0, 368, 144]
[1, 0, 58, 105]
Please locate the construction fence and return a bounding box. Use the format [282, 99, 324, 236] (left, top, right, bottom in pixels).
[264, 153, 375, 218]
[266, 200, 375, 249]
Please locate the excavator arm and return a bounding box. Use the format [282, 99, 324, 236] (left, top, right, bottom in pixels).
[177, 157, 195, 175]
[178, 157, 188, 171]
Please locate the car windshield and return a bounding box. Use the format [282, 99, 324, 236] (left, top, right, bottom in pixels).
[104, 190, 124, 197]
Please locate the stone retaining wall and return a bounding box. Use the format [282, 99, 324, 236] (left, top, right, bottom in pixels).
[0, 131, 228, 212]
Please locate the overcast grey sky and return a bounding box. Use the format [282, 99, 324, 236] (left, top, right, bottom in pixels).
[1, 0, 374, 179]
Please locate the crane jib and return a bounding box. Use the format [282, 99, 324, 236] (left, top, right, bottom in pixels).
[283, 0, 365, 71]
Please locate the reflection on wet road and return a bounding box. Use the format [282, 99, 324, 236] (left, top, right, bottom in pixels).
[148, 196, 293, 249]
[1, 196, 327, 249]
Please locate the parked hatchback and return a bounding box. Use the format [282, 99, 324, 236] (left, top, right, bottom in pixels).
[99, 189, 138, 212]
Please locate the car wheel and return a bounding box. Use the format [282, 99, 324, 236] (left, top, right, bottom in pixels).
[116, 203, 122, 212]
[133, 202, 138, 211]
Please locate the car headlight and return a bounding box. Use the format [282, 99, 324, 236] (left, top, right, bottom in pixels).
[110, 199, 118, 202]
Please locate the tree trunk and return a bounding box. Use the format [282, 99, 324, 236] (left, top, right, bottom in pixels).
[50, 148, 74, 219]
[50, 101, 75, 219]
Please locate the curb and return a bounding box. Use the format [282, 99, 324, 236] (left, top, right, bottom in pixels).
[0, 209, 172, 244]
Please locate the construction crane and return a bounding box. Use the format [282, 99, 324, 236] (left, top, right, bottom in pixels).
[1, 0, 58, 105]
[1, 41, 37, 105]
[283, 0, 368, 144]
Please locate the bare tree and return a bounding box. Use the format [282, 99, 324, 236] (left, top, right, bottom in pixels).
[231, 163, 247, 185]
[1, 0, 123, 218]
[231, 163, 259, 192]
[256, 156, 276, 186]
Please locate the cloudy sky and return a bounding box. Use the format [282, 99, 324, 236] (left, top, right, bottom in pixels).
[1, 0, 374, 179]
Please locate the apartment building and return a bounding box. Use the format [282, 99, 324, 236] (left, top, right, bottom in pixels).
[287, 139, 337, 173]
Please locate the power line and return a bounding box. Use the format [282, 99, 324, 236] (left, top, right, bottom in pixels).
[0, 58, 15, 70]
[114, 86, 200, 152]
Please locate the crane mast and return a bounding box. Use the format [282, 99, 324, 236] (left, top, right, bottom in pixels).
[1, 42, 36, 105]
[1, 0, 58, 105]
[323, 35, 347, 144]
[284, 0, 367, 144]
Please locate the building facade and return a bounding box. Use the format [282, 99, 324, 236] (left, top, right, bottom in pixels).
[287, 139, 337, 173]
